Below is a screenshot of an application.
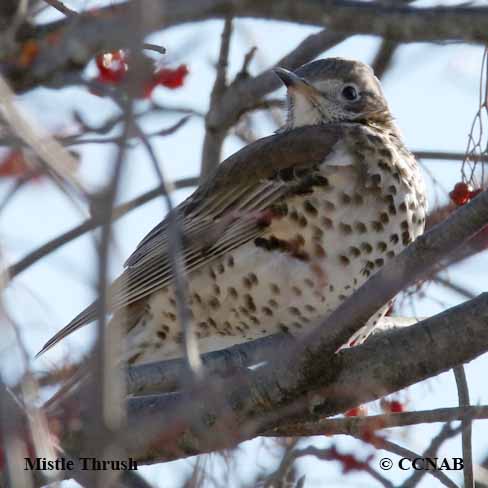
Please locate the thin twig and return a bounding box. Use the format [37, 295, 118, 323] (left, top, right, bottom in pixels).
[371, 39, 399, 79]
[371, 437, 459, 488]
[135, 125, 202, 375]
[454, 366, 474, 488]
[43, 0, 77, 17]
[403, 423, 463, 488]
[200, 17, 233, 178]
[435, 276, 477, 300]
[6, 176, 198, 280]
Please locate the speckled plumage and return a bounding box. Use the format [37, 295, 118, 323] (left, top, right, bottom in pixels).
[38, 58, 427, 365]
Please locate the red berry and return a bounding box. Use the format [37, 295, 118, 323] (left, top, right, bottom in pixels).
[153, 64, 189, 89]
[381, 399, 405, 413]
[95, 50, 128, 84]
[449, 182, 471, 206]
[345, 405, 368, 417]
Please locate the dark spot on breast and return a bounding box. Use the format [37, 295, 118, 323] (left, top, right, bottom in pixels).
[315, 244, 327, 258]
[292, 286, 302, 296]
[239, 306, 250, 317]
[390, 233, 399, 244]
[164, 312, 177, 321]
[304, 200, 318, 216]
[402, 231, 412, 245]
[228, 287, 238, 299]
[271, 202, 289, 218]
[270, 283, 280, 295]
[340, 223, 353, 234]
[128, 353, 142, 365]
[248, 273, 258, 285]
[262, 306, 273, 316]
[355, 222, 367, 233]
[353, 193, 364, 205]
[324, 200, 336, 211]
[305, 304, 316, 313]
[298, 215, 308, 227]
[312, 175, 330, 187]
[244, 294, 256, 312]
[157, 331, 167, 340]
[361, 242, 373, 254]
[371, 221, 384, 232]
[322, 216, 333, 229]
[375, 258, 385, 267]
[208, 297, 220, 309]
[339, 255, 350, 266]
[399, 202, 408, 213]
[268, 299, 278, 309]
[388, 185, 397, 195]
[312, 225, 324, 239]
[289, 306, 301, 317]
[280, 324, 290, 333]
[380, 212, 389, 224]
[377, 241, 387, 252]
[401, 220, 409, 230]
[289, 209, 299, 221]
[378, 161, 389, 171]
[342, 193, 352, 204]
[371, 174, 382, 186]
[349, 246, 361, 257]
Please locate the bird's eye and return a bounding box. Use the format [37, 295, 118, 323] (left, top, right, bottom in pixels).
[341, 85, 359, 101]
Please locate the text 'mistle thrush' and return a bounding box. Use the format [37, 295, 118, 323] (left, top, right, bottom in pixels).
[38, 58, 427, 365]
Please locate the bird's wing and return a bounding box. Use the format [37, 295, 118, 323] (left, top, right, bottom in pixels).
[37, 124, 345, 356]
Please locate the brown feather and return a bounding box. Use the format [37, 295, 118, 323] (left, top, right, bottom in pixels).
[37, 124, 343, 356]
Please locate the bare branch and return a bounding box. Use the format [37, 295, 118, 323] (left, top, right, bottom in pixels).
[454, 366, 474, 488]
[372, 39, 399, 80]
[201, 17, 233, 177]
[43, 0, 77, 17]
[6, 176, 198, 280]
[54, 291, 488, 464]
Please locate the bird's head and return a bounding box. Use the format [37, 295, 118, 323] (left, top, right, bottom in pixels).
[274, 58, 394, 131]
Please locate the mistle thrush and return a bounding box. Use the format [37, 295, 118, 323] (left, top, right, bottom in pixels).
[38, 58, 427, 365]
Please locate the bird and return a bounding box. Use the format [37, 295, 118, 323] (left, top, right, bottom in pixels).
[38, 58, 427, 366]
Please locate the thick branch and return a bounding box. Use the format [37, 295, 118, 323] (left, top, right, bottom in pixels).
[114, 292, 488, 464]
[16, 0, 488, 95]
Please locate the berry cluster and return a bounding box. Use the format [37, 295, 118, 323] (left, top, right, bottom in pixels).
[94, 50, 188, 98]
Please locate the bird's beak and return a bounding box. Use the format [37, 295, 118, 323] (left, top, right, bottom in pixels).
[273, 67, 315, 97]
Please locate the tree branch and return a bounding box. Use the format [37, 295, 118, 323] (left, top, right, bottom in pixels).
[52, 291, 488, 465]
